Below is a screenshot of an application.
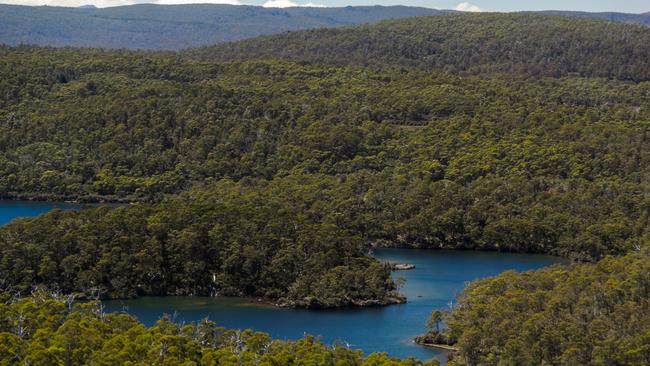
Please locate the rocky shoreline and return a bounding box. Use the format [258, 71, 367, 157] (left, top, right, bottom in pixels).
[416, 342, 459, 351]
[391, 263, 415, 270]
[414, 331, 458, 351]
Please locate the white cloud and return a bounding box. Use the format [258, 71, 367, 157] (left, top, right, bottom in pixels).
[262, 0, 324, 8]
[0, 0, 242, 7]
[157, 0, 241, 4]
[454, 2, 482, 12]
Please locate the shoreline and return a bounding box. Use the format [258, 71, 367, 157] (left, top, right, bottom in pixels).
[0, 193, 140, 204]
[415, 341, 459, 352]
[92, 293, 407, 311]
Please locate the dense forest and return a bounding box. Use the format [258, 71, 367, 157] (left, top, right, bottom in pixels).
[0, 290, 437, 365]
[188, 13, 650, 81]
[1, 12, 650, 364]
[442, 249, 650, 365]
[0, 3, 440, 49]
[1, 42, 649, 261]
[0, 185, 402, 307]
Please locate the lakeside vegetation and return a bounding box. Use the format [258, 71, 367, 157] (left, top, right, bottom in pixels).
[439, 249, 650, 365]
[0, 290, 437, 365]
[0, 186, 401, 307]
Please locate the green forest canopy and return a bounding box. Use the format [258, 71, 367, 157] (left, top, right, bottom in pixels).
[1, 44, 648, 261]
[0, 290, 438, 365]
[187, 13, 650, 81]
[445, 249, 650, 365]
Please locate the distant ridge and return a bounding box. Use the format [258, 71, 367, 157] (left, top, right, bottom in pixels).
[0, 3, 442, 50]
[0, 4, 648, 50]
[186, 13, 650, 81]
[537, 10, 650, 26]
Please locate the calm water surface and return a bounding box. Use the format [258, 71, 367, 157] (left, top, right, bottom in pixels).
[104, 249, 566, 363]
[0, 201, 565, 363]
[0, 200, 81, 225]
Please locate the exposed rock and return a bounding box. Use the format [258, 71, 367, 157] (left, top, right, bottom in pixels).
[391, 263, 415, 270]
[414, 331, 459, 351]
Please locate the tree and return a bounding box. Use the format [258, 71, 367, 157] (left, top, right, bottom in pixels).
[427, 310, 443, 333]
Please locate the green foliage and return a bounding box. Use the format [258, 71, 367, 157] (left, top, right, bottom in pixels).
[0, 290, 438, 365]
[426, 311, 443, 333]
[1, 47, 649, 262]
[0, 183, 402, 306]
[445, 249, 650, 366]
[189, 13, 650, 81]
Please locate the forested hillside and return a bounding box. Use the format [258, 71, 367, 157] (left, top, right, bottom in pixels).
[444, 249, 650, 365]
[0, 4, 648, 51]
[188, 13, 650, 81]
[0, 3, 440, 49]
[1, 42, 649, 260]
[539, 10, 650, 26]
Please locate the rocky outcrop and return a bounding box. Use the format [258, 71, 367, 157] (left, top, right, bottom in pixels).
[391, 263, 415, 270]
[414, 331, 458, 351]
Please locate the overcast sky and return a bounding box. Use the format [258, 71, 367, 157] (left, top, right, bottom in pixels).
[0, 0, 647, 13]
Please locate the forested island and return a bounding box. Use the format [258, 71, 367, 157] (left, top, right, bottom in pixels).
[0, 12, 649, 365]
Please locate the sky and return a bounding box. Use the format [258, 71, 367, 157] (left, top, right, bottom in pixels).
[0, 0, 647, 13]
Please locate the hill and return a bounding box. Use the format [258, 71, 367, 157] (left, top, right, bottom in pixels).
[445, 249, 650, 365]
[1, 4, 648, 51]
[539, 10, 650, 26]
[187, 13, 650, 81]
[1, 38, 649, 259]
[0, 3, 441, 49]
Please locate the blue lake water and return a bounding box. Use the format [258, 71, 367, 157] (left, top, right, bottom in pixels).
[0, 200, 81, 226]
[104, 249, 567, 363]
[0, 201, 566, 363]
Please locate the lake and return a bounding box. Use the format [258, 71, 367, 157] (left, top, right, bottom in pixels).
[0, 201, 566, 363]
[104, 249, 566, 363]
[0, 200, 81, 226]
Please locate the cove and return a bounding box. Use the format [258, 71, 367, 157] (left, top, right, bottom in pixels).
[0, 200, 81, 226]
[0, 201, 566, 363]
[104, 249, 567, 364]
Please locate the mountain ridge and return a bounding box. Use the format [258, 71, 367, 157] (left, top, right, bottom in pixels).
[0, 3, 443, 49]
[0, 3, 648, 50]
[537, 9, 650, 25]
[186, 13, 650, 81]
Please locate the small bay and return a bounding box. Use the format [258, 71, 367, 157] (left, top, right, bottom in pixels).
[104, 249, 567, 363]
